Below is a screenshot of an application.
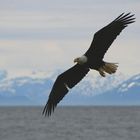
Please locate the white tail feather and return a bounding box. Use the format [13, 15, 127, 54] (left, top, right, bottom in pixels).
[98, 62, 118, 77]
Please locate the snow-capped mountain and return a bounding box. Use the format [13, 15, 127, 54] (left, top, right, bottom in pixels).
[0, 70, 53, 105]
[0, 70, 139, 105]
[88, 74, 140, 105]
[118, 74, 140, 94]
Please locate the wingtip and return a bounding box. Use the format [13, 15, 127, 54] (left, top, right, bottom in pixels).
[42, 105, 46, 115]
[114, 13, 124, 21]
[114, 12, 135, 22]
[42, 104, 50, 117]
[42, 101, 57, 117]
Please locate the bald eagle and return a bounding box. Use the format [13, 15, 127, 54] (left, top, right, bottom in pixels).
[42, 13, 135, 116]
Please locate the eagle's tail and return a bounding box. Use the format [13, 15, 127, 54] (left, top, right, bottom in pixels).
[98, 62, 118, 77]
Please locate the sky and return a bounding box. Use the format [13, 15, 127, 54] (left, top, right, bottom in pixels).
[0, 0, 139, 78]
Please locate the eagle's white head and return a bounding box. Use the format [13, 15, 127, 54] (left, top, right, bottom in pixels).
[74, 55, 88, 65]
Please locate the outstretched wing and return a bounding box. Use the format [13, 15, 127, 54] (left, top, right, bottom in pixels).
[42, 64, 89, 116]
[85, 13, 135, 61]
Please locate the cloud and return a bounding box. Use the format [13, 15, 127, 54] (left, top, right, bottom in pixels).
[0, 40, 53, 73]
[0, 0, 139, 77]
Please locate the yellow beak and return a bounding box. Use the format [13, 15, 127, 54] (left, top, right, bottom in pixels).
[74, 59, 77, 63]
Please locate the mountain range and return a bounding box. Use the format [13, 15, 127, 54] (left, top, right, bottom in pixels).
[0, 70, 139, 106]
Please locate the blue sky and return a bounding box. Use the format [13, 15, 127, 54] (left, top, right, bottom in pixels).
[0, 0, 139, 78]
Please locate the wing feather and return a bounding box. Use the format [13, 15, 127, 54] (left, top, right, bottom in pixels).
[42, 64, 89, 116]
[85, 13, 135, 61]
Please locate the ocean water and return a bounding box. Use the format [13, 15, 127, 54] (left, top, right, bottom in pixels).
[0, 106, 140, 140]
